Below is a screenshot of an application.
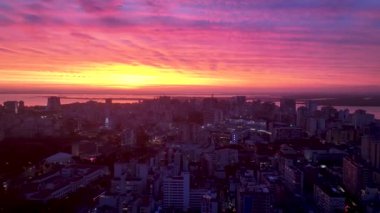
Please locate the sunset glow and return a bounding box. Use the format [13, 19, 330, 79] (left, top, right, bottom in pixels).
[1, 0, 380, 93]
[0, 63, 236, 88]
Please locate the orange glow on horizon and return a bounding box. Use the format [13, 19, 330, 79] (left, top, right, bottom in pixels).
[1, 61, 377, 93]
[0, 63, 246, 89]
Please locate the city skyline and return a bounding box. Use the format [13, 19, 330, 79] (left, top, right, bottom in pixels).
[1, 0, 380, 93]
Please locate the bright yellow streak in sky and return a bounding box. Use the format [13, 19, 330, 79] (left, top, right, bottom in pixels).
[83, 63, 222, 88]
[0, 63, 238, 89]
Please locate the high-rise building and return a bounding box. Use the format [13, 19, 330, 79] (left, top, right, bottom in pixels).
[342, 156, 369, 196]
[352, 110, 374, 129]
[280, 98, 296, 114]
[121, 129, 136, 147]
[338, 109, 350, 122]
[297, 106, 308, 128]
[174, 151, 183, 175]
[190, 188, 208, 210]
[163, 172, 190, 211]
[234, 96, 246, 105]
[284, 165, 304, 194]
[47, 96, 61, 112]
[18, 101, 25, 112]
[237, 184, 272, 213]
[306, 117, 326, 136]
[314, 182, 345, 213]
[321, 106, 338, 120]
[361, 124, 380, 169]
[3, 101, 19, 114]
[279, 98, 297, 125]
[104, 98, 112, 129]
[361, 135, 380, 169]
[326, 126, 356, 145]
[306, 100, 318, 115]
[201, 191, 218, 213]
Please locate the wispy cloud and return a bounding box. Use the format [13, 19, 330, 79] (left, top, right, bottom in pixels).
[0, 0, 379, 91]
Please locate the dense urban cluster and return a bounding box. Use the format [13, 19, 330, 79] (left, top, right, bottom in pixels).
[0, 96, 379, 212]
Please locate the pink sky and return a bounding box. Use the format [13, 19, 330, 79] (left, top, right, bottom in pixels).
[0, 0, 380, 94]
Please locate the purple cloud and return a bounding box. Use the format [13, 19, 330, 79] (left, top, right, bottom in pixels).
[0, 0, 379, 89]
[77, 0, 124, 13]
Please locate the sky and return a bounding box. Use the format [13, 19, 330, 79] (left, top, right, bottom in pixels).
[0, 0, 380, 94]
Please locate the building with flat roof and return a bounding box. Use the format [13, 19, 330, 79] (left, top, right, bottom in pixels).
[237, 184, 272, 213]
[314, 182, 345, 213]
[26, 165, 108, 202]
[47, 96, 61, 112]
[163, 172, 190, 211]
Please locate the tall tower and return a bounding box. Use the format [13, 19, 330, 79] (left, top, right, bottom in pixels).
[297, 106, 308, 128]
[105, 98, 112, 129]
[280, 98, 297, 125]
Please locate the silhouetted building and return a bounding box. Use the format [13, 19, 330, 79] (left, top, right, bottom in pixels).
[279, 98, 297, 124]
[234, 96, 246, 105]
[297, 106, 308, 128]
[3, 101, 19, 114]
[18, 101, 25, 112]
[306, 117, 326, 136]
[362, 136, 380, 169]
[280, 98, 296, 114]
[105, 98, 112, 129]
[306, 100, 318, 115]
[47, 96, 61, 111]
[352, 110, 374, 129]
